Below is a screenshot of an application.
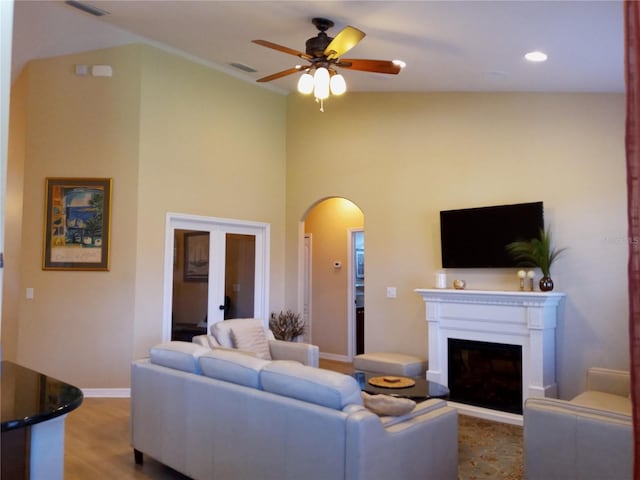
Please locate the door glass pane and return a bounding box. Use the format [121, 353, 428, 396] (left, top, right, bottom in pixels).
[172, 229, 209, 340]
[224, 233, 255, 319]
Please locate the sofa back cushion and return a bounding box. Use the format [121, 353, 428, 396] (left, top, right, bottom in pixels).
[199, 349, 270, 388]
[261, 362, 363, 410]
[150, 341, 209, 374]
[210, 318, 275, 348]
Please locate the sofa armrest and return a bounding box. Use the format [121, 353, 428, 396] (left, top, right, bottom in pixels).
[345, 398, 458, 480]
[586, 367, 630, 397]
[524, 397, 632, 480]
[268, 339, 319, 367]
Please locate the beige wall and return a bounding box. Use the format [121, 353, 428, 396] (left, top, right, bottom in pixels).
[286, 92, 627, 399]
[132, 45, 287, 360]
[304, 198, 364, 356]
[6, 44, 287, 388]
[9, 45, 142, 387]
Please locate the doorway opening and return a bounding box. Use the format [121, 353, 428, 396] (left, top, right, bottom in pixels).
[301, 198, 364, 362]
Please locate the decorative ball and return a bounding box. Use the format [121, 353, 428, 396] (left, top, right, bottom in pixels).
[517, 270, 526, 278]
[453, 279, 466, 290]
[526, 270, 535, 278]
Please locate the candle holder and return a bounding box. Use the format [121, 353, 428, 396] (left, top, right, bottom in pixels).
[527, 270, 535, 291]
[517, 270, 526, 291]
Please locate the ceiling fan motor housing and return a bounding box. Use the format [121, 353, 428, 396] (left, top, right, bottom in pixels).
[306, 17, 334, 57]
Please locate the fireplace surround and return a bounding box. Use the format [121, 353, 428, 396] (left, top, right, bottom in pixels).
[415, 288, 565, 424]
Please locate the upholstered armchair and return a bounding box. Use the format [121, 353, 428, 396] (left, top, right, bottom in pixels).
[192, 317, 319, 367]
[524, 367, 631, 480]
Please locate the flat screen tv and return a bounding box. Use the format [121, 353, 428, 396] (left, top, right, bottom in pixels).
[440, 202, 544, 268]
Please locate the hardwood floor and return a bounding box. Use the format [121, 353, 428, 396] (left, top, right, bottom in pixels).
[64, 360, 354, 479]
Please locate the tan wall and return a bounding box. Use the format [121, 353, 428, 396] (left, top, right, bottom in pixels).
[7, 44, 287, 388]
[3, 68, 28, 362]
[304, 198, 364, 356]
[132, 45, 287, 360]
[286, 92, 627, 399]
[11, 45, 142, 387]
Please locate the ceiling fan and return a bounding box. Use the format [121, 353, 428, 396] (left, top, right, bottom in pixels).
[252, 17, 403, 110]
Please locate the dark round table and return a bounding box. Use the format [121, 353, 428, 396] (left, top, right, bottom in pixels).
[354, 371, 449, 401]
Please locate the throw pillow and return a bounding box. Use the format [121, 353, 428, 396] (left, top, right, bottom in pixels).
[230, 325, 272, 360]
[361, 391, 416, 416]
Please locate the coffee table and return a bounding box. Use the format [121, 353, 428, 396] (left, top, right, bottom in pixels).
[354, 371, 449, 402]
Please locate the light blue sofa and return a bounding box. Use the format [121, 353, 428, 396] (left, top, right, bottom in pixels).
[131, 341, 458, 480]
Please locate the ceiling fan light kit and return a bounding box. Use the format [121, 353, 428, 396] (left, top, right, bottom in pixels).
[252, 17, 402, 112]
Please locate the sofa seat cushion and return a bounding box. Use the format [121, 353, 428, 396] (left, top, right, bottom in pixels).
[150, 341, 209, 374]
[261, 362, 363, 410]
[199, 349, 270, 388]
[571, 391, 632, 416]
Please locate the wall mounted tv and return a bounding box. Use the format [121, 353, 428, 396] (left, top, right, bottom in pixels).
[440, 201, 544, 268]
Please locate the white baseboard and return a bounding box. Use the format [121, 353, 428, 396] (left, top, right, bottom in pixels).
[319, 352, 351, 363]
[82, 388, 131, 398]
[447, 401, 523, 426]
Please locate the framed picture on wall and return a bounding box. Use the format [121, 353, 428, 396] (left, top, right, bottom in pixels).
[183, 231, 209, 282]
[42, 177, 112, 271]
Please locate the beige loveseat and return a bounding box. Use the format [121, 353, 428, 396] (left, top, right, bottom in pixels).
[524, 367, 631, 480]
[131, 341, 458, 480]
[192, 317, 320, 367]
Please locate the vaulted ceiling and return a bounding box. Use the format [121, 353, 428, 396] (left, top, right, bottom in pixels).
[12, 1, 623, 94]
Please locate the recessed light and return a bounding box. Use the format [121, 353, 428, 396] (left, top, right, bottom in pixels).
[524, 51, 548, 62]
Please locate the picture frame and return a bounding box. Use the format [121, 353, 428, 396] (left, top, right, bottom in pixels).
[42, 177, 112, 271]
[355, 249, 364, 279]
[183, 231, 209, 282]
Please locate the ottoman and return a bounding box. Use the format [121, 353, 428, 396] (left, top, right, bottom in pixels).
[353, 352, 427, 378]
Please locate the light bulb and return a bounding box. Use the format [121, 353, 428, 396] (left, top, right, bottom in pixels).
[330, 73, 346, 95]
[313, 67, 330, 100]
[297, 72, 314, 94]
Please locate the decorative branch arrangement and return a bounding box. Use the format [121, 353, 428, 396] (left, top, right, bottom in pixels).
[269, 310, 305, 342]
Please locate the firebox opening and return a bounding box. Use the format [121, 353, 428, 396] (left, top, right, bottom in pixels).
[448, 338, 523, 414]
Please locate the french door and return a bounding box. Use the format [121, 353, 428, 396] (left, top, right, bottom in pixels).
[162, 213, 270, 341]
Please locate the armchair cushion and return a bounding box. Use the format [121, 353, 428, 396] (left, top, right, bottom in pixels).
[210, 318, 274, 348]
[230, 324, 272, 360]
[571, 391, 631, 415]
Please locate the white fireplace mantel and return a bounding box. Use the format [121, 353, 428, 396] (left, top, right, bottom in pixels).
[415, 288, 565, 424]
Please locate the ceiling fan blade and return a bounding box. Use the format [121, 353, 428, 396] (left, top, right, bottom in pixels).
[324, 26, 365, 60]
[252, 40, 312, 60]
[256, 66, 305, 83]
[337, 59, 402, 75]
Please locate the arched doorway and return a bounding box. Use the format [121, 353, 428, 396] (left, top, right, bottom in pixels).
[301, 197, 364, 361]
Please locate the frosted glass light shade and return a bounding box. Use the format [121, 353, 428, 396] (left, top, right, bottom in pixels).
[330, 74, 346, 95]
[313, 67, 330, 99]
[297, 73, 314, 94]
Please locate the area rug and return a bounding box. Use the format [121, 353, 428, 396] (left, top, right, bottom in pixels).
[458, 415, 524, 480]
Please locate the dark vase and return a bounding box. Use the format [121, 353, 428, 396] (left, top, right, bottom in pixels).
[539, 276, 554, 292]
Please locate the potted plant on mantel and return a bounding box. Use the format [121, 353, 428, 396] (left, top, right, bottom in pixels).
[269, 310, 305, 342]
[506, 228, 567, 292]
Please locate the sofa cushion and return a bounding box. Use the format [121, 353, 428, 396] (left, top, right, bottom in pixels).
[571, 391, 632, 416]
[150, 341, 209, 374]
[199, 349, 270, 388]
[211, 318, 274, 348]
[230, 325, 272, 360]
[261, 362, 363, 410]
[361, 391, 416, 416]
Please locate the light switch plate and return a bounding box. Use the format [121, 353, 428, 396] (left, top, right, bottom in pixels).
[386, 287, 397, 298]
